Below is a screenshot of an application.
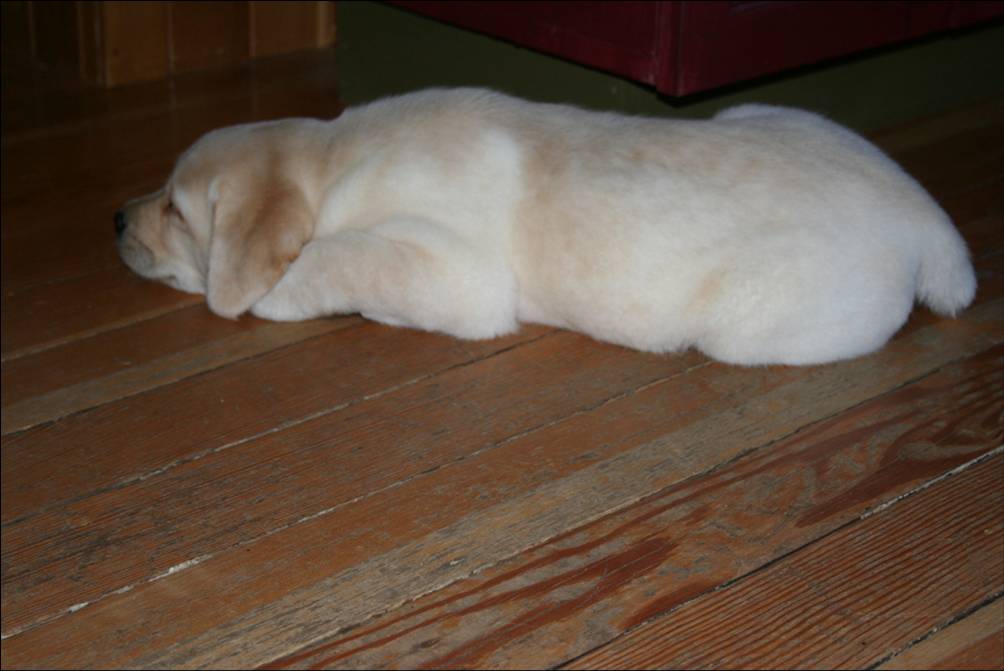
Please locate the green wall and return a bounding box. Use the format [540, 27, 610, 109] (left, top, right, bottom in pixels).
[335, 1, 1003, 131]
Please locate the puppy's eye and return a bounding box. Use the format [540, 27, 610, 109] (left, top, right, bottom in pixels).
[163, 198, 190, 235]
[164, 197, 185, 222]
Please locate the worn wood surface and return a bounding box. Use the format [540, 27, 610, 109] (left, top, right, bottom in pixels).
[883, 598, 999, 671]
[877, 600, 1004, 671]
[566, 452, 1003, 670]
[1, 51, 1002, 670]
[261, 345, 1004, 670]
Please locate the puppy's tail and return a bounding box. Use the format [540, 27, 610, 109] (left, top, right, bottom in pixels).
[915, 210, 977, 316]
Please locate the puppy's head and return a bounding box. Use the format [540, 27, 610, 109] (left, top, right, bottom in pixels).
[115, 121, 316, 319]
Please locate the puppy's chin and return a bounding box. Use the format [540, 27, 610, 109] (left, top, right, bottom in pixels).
[117, 238, 157, 278]
[119, 239, 205, 295]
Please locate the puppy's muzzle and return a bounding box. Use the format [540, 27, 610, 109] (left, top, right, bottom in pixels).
[114, 210, 127, 239]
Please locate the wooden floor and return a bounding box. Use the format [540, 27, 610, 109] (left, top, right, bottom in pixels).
[2, 51, 1003, 670]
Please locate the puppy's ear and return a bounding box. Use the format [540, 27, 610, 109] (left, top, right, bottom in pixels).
[206, 176, 313, 319]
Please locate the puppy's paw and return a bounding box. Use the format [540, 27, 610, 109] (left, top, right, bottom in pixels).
[250, 287, 309, 321]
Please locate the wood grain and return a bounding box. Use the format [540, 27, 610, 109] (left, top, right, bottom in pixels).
[0, 329, 692, 637]
[1, 323, 547, 525]
[258, 345, 1004, 670]
[3, 299, 998, 669]
[1, 304, 305, 407]
[567, 454, 1004, 670]
[0, 47, 340, 147]
[0, 311, 356, 434]
[0, 267, 203, 360]
[878, 599, 1004, 671]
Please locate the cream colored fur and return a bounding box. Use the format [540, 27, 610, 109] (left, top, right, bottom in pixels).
[117, 88, 976, 365]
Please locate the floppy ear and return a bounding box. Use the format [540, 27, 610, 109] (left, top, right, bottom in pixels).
[206, 176, 314, 319]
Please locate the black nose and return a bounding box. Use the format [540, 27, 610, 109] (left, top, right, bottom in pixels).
[114, 210, 127, 238]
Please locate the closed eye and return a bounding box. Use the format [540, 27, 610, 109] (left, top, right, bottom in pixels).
[164, 196, 190, 233]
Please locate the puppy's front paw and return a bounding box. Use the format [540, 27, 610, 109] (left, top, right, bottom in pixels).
[250, 286, 309, 321]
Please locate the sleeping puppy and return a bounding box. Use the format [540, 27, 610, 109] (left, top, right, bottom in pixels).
[115, 88, 976, 365]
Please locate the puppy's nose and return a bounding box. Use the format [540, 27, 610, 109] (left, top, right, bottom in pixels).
[114, 210, 127, 238]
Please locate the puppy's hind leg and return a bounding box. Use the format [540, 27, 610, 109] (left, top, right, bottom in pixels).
[251, 218, 519, 340]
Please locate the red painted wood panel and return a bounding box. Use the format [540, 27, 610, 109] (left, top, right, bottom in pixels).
[667, 1, 1003, 95]
[390, 1, 1004, 96]
[388, 1, 666, 87]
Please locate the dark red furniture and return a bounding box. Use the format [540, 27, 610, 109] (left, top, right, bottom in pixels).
[388, 1, 1004, 96]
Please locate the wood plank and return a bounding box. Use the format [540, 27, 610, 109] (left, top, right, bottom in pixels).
[0, 311, 356, 434]
[100, 1, 170, 87]
[2, 197, 154, 294]
[0, 266, 202, 360]
[566, 454, 1004, 671]
[168, 1, 249, 75]
[266, 347, 1004, 671]
[877, 599, 1004, 670]
[2, 295, 999, 669]
[0, 329, 695, 637]
[0, 47, 339, 147]
[2, 304, 282, 407]
[251, 1, 336, 58]
[0, 322, 548, 525]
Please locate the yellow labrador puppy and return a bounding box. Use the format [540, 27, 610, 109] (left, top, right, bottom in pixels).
[116, 88, 976, 365]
